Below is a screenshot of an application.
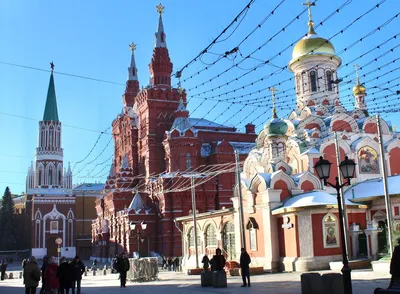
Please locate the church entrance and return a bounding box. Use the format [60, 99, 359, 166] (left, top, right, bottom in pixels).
[47, 237, 58, 258]
[223, 222, 235, 261]
[358, 233, 368, 258]
[377, 221, 388, 256]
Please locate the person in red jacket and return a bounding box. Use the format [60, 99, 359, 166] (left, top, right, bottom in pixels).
[44, 256, 59, 294]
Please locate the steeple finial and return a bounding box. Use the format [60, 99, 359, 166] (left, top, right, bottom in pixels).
[302, 0, 316, 35]
[128, 42, 138, 81]
[156, 3, 165, 14]
[268, 87, 279, 118]
[354, 64, 360, 85]
[50, 61, 55, 72]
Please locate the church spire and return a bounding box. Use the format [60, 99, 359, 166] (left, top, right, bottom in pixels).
[43, 62, 59, 121]
[302, 0, 316, 35]
[353, 64, 368, 114]
[149, 3, 173, 89]
[128, 42, 138, 81]
[155, 3, 167, 48]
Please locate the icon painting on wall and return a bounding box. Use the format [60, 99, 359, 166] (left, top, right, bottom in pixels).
[358, 146, 379, 174]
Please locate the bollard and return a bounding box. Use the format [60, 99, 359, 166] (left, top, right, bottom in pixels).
[19, 272, 23, 279]
[103, 269, 107, 276]
[321, 273, 343, 294]
[93, 269, 96, 276]
[9, 273, 13, 279]
[201, 271, 213, 287]
[84, 267, 88, 276]
[301, 272, 322, 294]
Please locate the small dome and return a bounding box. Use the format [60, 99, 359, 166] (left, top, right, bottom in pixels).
[353, 84, 366, 96]
[264, 117, 288, 136]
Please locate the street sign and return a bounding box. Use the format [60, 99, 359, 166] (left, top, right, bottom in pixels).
[55, 238, 62, 245]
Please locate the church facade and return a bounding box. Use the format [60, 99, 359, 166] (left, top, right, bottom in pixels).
[91, 5, 257, 261]
[176, 8, 400, 271]
[25, 68, 75, 259]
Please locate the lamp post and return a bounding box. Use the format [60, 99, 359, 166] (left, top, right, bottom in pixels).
[129, 221, 147, 258]
[314, 156, 356, 294]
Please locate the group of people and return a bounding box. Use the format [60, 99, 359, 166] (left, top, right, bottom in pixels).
[23, 255, 85, 294]
[162, 256, 180, 271]
[202, 248, 251, 287]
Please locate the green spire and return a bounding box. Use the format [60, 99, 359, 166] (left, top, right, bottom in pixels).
[43, 63, 59, 121]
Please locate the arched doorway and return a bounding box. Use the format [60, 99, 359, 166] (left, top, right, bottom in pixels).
[377, 220, 388, 256]
[47, 237, 58, 258]
[223, 222, 235, 261]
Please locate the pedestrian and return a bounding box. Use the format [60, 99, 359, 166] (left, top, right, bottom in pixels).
[44, 256, 59, 294]
[167, 257, 172, 271]
[58, 257, 72, 294]
[174, 257, 180, 272]
[23, 256, 41, 294]
[390, 238, 400, 288]
[117, 253, 130, 288]
[70, 256, 85, 294]
[0, 260, 7, 281]
[212, 248, 226, 271]
[40, 256, 48, 294]
[239, 248, 251, 287]
[162, 256, 166, 270]
[201, 254, 210, 271]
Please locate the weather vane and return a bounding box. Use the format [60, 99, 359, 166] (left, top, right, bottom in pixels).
[156, 3, 165, 15]
[50, 61, 55, 72]
[268, 87, 279, 118]
[129, 42, 136, 52]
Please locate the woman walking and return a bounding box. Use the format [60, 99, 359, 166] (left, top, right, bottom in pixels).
[23, 257, 41, 294]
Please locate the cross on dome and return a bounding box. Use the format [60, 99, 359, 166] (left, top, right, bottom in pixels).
[354, 64, 360, 85]
[302, 0, 316, 34]
[268, 86, 279, 118]
[129, 42, 136, 52]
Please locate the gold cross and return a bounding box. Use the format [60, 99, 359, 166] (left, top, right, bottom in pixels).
[268, 87, 279, 118]
[354, 64, 360, 85]
[129, 42, 136, 52]
[302, 0, 315, 23]
[156, 3, 165, 14]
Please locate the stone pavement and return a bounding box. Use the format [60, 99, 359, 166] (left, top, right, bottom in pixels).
[0, 269, 391, 293]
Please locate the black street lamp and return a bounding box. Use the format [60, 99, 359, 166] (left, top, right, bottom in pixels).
[314, 156, 356, 294]
[130, 221, 148, 258]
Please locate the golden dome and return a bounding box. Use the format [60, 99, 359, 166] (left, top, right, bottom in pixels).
[292, 34, 336, 60]
[353, 84, 366, 95]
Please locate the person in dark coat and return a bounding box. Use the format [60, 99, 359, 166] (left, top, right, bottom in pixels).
[70, 256, 85, 294]
[23, 256, 41, 294]
[40, 256, 48, 294]
[202, 255, 210, 271]
[240, 248, 251, 287]
[57, 257, 72, 294]
[390, 238, 400, 287]
[117, 253, 130, 288]
[0, 260, 7, 281]
[212, 248, 226, 271]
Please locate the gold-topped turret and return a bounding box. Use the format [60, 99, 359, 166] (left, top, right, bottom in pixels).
[353, 64, 367, 95]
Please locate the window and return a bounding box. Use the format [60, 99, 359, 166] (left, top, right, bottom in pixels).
[38, 169, 42, 186]
[50, 220, 59, 234]
[186, 153, 192, 170]
[49, 168, 53, 185]
[296, 74, 301, 94]
[249, 228, 257, 251]
[322, 213, 339, 248]
[188, 227, 200, 248]
[301, 71, 306, 93]
[310, 70, 317, 92]
[35, 220, 40, 248]
[205, 225, 217, 247]
[326, 71, 333, 91]
[58, 170, 62, 185]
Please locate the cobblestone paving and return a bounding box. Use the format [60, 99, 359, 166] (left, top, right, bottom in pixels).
[0, 269, 391, 293]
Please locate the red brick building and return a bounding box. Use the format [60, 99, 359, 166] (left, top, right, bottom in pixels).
[91, 6, 257, 261]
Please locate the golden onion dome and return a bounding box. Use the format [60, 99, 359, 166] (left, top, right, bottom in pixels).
[353, 83, 366, 95]
[291, 23, 336, 60]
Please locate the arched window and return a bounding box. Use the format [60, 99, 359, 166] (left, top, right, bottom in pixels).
[322, 213, 339, 248]
[49, 167, 53, 185]
[49, 129, 53, 147]
[310, 70, 317, 92]
[205, 225, 217, 247]
[301, 71, 306, 93]
[326, 71, 333, 91]
[38, 169, 43, 186]
[223, 222, 236, 260]
[58, 170, 62, 185]
[186, 153, 192, 170]
[188, 227, 200, 248]
[296, 74, 301, 94]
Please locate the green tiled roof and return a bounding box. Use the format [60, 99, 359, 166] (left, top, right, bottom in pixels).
[43, 72, 59, 121]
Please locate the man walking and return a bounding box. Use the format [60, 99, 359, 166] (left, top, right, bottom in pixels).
[58, 257, 72, 294]
[71, 256, 85, 294]
[117, 253, 130, 288]
[0, 260, 7, 281]
[240, 248, 251, 287]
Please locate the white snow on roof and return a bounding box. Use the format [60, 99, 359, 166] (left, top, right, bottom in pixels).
[73, 183, 104, 191]
[128, 192, 148, 213]
[170, 116, 193, 132]
[217, 141, 255, 154]
[344, 175, 400, 201]
[276, 191, 358, 211]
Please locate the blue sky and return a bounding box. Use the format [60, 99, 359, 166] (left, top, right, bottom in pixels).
[1, 0, 399, 195]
